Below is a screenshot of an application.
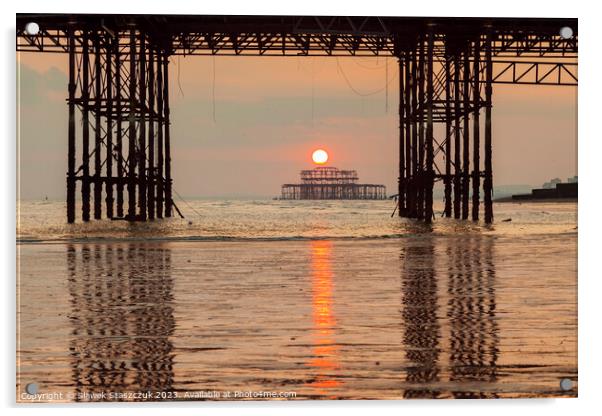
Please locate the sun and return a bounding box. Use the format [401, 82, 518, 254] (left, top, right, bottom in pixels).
[312, 149, 329, 165]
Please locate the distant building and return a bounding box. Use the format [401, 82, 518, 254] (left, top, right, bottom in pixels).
[542, 177, 562, 189]
[512, 180, 577, 201]
[281, 166, 386, 200]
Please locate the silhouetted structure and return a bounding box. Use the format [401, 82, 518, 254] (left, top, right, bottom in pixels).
[281, 166, 386, 200]
[512, 182, 577, 200]
[16, 14, 578, 223]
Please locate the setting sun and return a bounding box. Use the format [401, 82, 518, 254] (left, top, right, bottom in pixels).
[312, 149, 329, 165]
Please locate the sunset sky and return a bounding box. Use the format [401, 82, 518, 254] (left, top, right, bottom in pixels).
[17, 51, 577, 200]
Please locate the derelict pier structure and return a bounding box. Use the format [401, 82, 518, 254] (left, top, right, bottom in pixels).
[16, 15, 577, 223]
[281, 166, 386, 200]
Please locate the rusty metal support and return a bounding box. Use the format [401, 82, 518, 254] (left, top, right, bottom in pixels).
[138, 32, 147, 221]
[81, 31, 91, 222]
[444, 53, 452, 217]
[410, 48, 418, 218]
[156, 51, 164, 218]
[57, 27, 176, 223]
[425, 31, 434, 223]
[67, 28, 76, 224]
[417, 37, 425, 220]
[164, 55, 173, 218]
[127, 29, 137, 220]
[462, 50, 470, 220]
[453, 54, 461, 219]
[148, 47, 156, 220]
[105, 36, 114, 219]
[115, 36, 124, 218]
[472, 39, 481, 221]
[93, 34, 102, 220]
[484, 32, 494, 223]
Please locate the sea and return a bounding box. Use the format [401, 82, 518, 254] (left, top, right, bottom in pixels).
[16, 199, 578, 401]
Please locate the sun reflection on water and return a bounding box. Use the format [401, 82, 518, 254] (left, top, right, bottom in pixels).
[306, 240, 342, 393]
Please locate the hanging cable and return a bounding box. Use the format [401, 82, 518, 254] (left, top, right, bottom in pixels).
[335, 57, 396, 97]
[350, 56, 389, 70]
[296, 55, 326, 76]
[385, 57, 389, 113]
[172, 187, 204, 220]
[177, 55, 185, 97]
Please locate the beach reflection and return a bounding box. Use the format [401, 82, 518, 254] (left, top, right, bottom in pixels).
[16, 226, 576, 401]
[306, 240, 341, 394]
[401, 238, 441, 398]
[66, 243, 175, 401]
[447, 237, 499, 398]
[401, 236, 499, 398]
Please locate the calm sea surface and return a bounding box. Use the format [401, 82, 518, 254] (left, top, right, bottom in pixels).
[17, 199, 577, 401]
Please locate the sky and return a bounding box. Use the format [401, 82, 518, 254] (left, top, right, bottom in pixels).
[17, 51, 577, 200]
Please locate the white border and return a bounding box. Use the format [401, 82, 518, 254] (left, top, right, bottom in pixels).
[3, 1, 598, 415]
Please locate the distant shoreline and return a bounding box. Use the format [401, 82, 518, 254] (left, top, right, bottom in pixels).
[494, 197, 577, 203]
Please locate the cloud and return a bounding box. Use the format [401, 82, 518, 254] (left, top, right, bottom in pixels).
[18, 63, 67, 104]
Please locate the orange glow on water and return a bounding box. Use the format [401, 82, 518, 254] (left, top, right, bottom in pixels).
[307, 240, 342, 392]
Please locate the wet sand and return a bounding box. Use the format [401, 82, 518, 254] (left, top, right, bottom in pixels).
[16, 233, 577, 401]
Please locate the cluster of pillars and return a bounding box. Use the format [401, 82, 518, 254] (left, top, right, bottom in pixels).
[396, 32, 494, 224]
[66, 28, 173, 223]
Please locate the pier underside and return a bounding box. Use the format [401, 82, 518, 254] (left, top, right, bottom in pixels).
[16, 15, 577, 223]
[63, 30, 174, 222]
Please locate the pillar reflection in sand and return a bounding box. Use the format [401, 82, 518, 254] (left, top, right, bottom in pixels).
[67, 243, 175, 401]
[306, 240, 342, 394]
[401, 238, 441, 399]
[447, 236, 499, 398]
[400, 236, 499, 398]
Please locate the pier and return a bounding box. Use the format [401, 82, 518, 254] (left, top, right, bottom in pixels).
[281, 166, 386, 200]
[16, 14, 578, 223]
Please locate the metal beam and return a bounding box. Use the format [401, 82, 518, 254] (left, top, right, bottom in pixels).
[444, 54, 452, 218]
[127, 29, 137, 220]
[425, 31, 434, 223]
[138, 32, 147, 221]
[472, 39, 481, 221]
[462, 50, 470, 220]
[93, 34, 102, 220]
[164, 55, 173, 218]
[484, 33, 494, 224]
[105, 36, 114, 219]
[81, 31, 91, 222]
[67, 28, 76, 223]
